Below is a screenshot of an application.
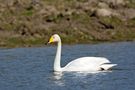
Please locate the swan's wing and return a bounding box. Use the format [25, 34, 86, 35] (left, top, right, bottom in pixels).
[62, 57, 111, 71]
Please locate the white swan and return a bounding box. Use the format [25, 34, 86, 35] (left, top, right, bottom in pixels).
[48, 34, 117, 72]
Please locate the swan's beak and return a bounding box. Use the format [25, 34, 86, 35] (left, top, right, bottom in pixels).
[48, 36, 54, 44]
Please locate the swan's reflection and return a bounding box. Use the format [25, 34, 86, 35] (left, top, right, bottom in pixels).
[52, 71, 65, 86]
[53, 71, 63, 80]
[52, 71, 112, 86]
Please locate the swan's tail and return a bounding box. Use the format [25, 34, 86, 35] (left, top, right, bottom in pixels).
[100, 64, 117, 70]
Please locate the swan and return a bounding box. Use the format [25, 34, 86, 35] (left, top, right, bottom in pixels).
[48, 34, 117, 72]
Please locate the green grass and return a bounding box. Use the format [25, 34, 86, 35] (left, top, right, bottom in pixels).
[99, 16, 122, 26]
[5, 37, 45, 47]
[22, 10, 34, 16]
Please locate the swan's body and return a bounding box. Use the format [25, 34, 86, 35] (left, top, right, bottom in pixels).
[62, 57, 116, 71]
[48, 34, 117, 72]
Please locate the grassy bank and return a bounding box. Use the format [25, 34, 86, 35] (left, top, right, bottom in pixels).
[0, 0, 135, 48]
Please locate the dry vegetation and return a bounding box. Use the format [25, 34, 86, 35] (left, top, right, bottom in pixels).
[0, 0, 135, 47]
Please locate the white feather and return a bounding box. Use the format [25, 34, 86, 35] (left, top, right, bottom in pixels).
[62, 57, 113, 71]
[49, 34, 117, 72]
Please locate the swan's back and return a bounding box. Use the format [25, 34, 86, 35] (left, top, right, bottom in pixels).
[62, 57, 115, 71]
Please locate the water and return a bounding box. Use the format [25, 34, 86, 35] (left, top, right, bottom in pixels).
[0, 42, 135, 90]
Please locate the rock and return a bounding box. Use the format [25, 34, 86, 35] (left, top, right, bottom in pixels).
[101, 0, 126, 7]
[34, 33, 42, 38]
[119, 8, 135, 20]
[39, 5, 58, 16]
[115, 0, 126, 5]
[98, 2, 109, 8]
[95, 8, 112, 17]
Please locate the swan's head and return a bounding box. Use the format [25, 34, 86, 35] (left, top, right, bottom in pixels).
[48, 34, 61, 43]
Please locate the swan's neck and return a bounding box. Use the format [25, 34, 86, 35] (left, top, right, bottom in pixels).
[54, 40, 62, 71]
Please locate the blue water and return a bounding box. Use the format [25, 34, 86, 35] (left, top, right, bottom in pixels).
[0, 42, 135, 90]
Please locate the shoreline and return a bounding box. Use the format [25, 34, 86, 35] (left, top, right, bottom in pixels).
[0, 40, 134, 49]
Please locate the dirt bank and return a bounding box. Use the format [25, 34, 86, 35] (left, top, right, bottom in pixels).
[0, 0, 135, 47]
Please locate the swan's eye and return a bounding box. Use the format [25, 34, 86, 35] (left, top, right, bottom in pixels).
[52, 37, 55, 39]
